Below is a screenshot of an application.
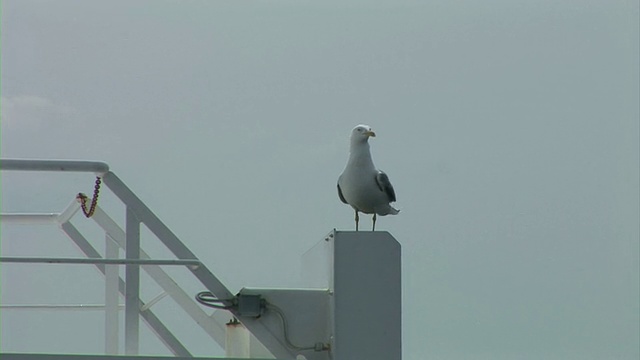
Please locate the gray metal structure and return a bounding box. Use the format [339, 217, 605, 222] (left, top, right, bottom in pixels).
[1, 159, 402, 360]
[301, 231, 402, 360]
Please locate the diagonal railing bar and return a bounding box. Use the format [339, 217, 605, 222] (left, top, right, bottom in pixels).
[101, 172, 235, 303]
[61, 222, 191, 357]
[58, 199, 82, 224]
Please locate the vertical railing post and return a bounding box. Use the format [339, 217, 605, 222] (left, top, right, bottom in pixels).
[125, 207, 140, 355]
[105, 234, 120, 354]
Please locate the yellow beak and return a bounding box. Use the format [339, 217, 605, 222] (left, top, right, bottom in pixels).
[364, 130, 376, 137]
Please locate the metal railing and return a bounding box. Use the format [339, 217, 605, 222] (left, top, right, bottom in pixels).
[0, 159, 288, 358]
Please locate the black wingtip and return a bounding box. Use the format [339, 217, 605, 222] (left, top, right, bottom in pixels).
[337, 183, 348, 204]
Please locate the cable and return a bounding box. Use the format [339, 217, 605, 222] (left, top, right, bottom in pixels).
[267, 303, 324, 351]
[195, 291, 235, 310]
[195, 292, 328, 352]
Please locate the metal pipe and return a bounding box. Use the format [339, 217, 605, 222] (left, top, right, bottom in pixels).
[125, 207, 141, 355]
[0, 159, 109, 175]
[57, 199, 82, 224]
[0, 257, 201, 266]
[0, 213, 60, 223]
[140, 292, 168, 312]
[105, 234, 120, 355]
[0, 304, 124, 311]
[0, 199, 80, 225]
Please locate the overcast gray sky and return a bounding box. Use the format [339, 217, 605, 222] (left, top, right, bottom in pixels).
[2, 0, 639, 359]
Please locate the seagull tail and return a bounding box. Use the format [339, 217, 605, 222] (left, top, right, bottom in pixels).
[375, 205, 400, 216]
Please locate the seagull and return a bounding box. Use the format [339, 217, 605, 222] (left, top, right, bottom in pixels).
[337, 124, 399, 231]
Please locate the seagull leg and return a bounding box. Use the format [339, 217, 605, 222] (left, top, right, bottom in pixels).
[355, 210, 359, 231]
[372, 213, 377, 231]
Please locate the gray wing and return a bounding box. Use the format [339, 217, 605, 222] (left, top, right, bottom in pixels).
[375, 171, 396, 202]
[337, 182, 348, 204]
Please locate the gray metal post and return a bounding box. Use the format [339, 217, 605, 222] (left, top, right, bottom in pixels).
[125, 208, 140, 355]
[302, 230, 402, 360]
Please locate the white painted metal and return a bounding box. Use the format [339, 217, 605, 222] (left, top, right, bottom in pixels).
[0, 198, 77, 228]
[90, 206, 229, 349]
[211, 310, 274, 358]
[1, 355, 252, 360]
[237, 288, 330, 360]
[0, 213, 59, 223]
[2, 160, 404, 360]
[225, 321, 251, 358]
[300, 231, 334, 289]
[140, 292, 168, 312]
[0, 257, 201, 266]
[0, 304, 124, 311]
[60, 221, 191, 357]
[0, 158, 109, 174]
[105, 234, 120, 355]
[102, 172, 235, 302]
[102, 171, 291, 358]
[125, 208, 141, 355]
[57, 199, 82, 224]
[302, 230, 402, 360]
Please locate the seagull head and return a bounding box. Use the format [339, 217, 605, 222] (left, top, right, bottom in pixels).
[350, 124, 376, 144]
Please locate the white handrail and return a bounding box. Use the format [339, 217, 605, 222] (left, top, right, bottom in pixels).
[0, 257, 201, 267]
[1, 158, 109, 175]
